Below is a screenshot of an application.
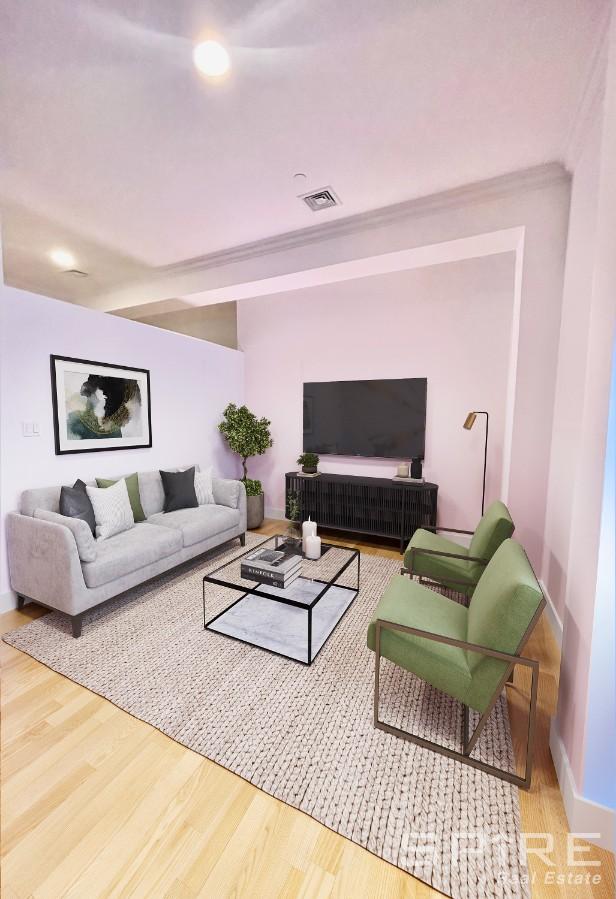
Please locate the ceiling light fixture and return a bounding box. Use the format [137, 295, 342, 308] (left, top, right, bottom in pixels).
[49, 248, 76, 269]
[193, 40, 230, 78]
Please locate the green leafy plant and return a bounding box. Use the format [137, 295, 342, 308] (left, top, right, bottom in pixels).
[286, 490, 301, 522]
[297, 452, 319, 468]
[243, 477, 263, 497]
[218, 403, 273, 482]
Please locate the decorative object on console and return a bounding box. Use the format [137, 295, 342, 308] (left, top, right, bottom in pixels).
[305, 534, 322, 560]
[302, 516, 317, 552]
[284, 491, 302, 549]
[463, 410, 489, 515]
[96, 472, 145, 522]
[86, 478, 135, 540]
[59, 478, 96, 535]
[50, 355, 151, 455]
[410, 457, 423, 479]
[297, 451, 319, 475]
[218, 403, 272, 529]
[160, 467, 199, 513]
[396, 462, 409, 478]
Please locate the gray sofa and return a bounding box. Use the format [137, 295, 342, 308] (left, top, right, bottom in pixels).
[7, 467, 247, 637]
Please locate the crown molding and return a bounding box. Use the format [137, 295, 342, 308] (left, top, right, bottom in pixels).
[563, 7, 610, 171]
[159, 163, 568, 278]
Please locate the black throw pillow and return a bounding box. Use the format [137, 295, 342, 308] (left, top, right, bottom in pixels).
[59, 478, 96, 536]
[160, 467, 198, 513]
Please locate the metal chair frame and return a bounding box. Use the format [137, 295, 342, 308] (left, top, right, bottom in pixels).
[373, 596, 545, 790]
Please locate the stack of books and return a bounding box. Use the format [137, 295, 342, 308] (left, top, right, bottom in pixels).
[241, 545, 302, 589]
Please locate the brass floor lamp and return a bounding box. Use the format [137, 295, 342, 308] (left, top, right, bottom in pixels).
[463, 411, 489, 515]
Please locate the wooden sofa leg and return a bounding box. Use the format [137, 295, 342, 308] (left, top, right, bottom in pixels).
[71, 615, 83, 639]
[239, 533, 246, 547]
[16, 594, 26, 610]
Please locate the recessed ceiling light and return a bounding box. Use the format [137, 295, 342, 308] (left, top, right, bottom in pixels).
[193, 40, 230, 78]
[293, 173, 307, 184]
[49, 248, 76, 269]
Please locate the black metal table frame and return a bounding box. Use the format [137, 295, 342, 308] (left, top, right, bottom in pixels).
[203, 535, 360, 665]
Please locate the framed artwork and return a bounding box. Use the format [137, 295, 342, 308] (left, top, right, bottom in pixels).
[50, 355, 152, 455]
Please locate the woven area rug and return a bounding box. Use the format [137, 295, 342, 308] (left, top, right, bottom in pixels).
[4, 535, 529, 898]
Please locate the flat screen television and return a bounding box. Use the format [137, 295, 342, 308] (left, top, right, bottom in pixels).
[303, 378, 426, 459]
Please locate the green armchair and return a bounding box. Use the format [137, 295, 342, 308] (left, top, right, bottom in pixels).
[367, 539, 545, 788]
[404, 500, 515, 597]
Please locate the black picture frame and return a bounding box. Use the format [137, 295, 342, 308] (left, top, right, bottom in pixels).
[50, 354, 153, 455]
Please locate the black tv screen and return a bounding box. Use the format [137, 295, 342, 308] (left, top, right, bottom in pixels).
[303, 378, 426, 459]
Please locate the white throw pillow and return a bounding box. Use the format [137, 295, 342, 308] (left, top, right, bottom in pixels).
[195, 466, 214, 505]
[86, 478, 134, 541]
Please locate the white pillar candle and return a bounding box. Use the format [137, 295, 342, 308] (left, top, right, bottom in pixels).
[302, 517, 317, 551]
[305, 534, 321, 560]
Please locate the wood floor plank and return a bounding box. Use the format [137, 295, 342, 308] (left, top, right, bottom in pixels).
[1, 521, 613, 899]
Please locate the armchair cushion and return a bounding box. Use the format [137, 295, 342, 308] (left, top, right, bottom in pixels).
[368, 540, 544, 713]
[404, 529, 479, 590]
[469, 500, 514, 562]
[367, 576, 471, 706]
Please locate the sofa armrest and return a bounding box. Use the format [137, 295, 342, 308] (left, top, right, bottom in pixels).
[212, 479, 247, 529]
[6, 512, 87, 615]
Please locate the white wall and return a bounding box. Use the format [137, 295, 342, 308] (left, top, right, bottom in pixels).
[238, 255, 515, 528]
[541, 111, 603, 621]
[0, 283, 244, 606]
[544, 6, 616, 846]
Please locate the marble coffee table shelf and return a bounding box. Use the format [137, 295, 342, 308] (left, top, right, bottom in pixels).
[203, 535, 360, 664]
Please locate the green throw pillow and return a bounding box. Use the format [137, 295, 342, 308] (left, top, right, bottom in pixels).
[96, 473, 145, 522]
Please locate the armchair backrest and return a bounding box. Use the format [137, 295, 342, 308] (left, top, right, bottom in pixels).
[469, 500, 514, 562]
[466, 539, 543, 674]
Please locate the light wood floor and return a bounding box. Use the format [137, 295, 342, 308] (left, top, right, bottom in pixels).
[1, 521, 613, 898]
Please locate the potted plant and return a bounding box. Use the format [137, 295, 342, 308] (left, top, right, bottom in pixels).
[297, 451, 319, 475]
[284, 490, 302, 548]
[218, 403, 273, 529]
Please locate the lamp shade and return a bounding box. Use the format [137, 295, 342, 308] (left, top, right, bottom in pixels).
[463, 412, 477, 430]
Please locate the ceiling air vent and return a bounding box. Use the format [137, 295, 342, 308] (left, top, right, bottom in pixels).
[300, 187, 340, 212]
[63, 269, 89, 278]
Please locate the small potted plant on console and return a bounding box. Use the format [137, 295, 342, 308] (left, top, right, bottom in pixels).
[297, 452, 319, 475]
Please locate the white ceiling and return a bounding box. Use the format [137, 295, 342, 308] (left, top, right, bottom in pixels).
[0, 0, 608, 304]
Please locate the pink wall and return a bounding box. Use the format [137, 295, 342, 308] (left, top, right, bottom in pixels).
[238, 255, 515, 528]
[0, 283, 244, 601]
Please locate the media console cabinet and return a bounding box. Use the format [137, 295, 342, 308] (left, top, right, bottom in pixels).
[285, 471, 438, 552]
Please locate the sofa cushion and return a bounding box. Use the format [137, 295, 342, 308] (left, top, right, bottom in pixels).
[59, 479, 96, 535]
[21, 486, 62, 517]
[86, 479, 135, 541]
[96, 473, 146, 522]
[81, 522, 182, 588]
[148, 504, 241, 548]
[160, 468, 198, 513]
[212, 478, 241, 509]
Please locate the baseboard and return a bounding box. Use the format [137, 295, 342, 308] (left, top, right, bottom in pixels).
[264, 506, 285, 521]
[539, 578, 563, 648]
[550, 720, 615, 852]
[0, 590, 18, 614]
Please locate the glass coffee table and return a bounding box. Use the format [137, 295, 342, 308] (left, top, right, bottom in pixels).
[203, 535, 360, 664]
